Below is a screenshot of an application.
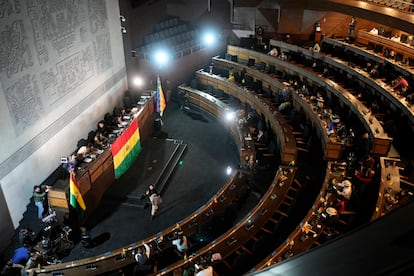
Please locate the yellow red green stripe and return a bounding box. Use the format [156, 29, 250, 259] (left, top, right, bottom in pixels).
[111, 119, 142, 178]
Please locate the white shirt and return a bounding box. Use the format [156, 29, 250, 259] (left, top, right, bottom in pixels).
[172, 236, 188, 253]
[196, 266, 213, 276]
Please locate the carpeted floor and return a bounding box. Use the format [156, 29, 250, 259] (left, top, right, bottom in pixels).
[3, 97, 241, 263]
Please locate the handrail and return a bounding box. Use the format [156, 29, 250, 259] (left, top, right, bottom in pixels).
[211, 55, 344, 160]
[251, 162, 333, 271]
[320, 36, 414, 126]
[195, 70, 297, 165]
[153, 166, 297, 275]
[38, 171, 245, 275]
[37, 94, 252, 275]
[239, 42, 393, 156]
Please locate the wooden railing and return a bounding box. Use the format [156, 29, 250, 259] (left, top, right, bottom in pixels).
[251, 162, 334, 272]
[37, 95, 253, 275]
[195, 70, 297, 165]
[254, 42, 393, 156]
[211, 55, 345, 161]
[320, 37, 414, 126]
[152, 165, 297, 275]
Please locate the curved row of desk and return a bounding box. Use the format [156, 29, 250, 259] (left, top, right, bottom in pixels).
[145, 77, 301, 274]
[266, 40, 414, 215]
[38, 74, 300, 274]
[215, 45, 413, 272]
[225, 45, 392, 159]
[207, 52, 350, 273]
[273, 38, 414, 126]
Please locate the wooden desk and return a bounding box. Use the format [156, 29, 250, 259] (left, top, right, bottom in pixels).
[38, 170, 248, 275]
[178, 85, 255, 164]
[38, 93, 261, 275]
[257, 42, 393, 156]
[252, 161, 348, 271]
[153, 166, 297, 275]
[195, 70, 297, 164]
[319, 37, 414, 126]
[213, 55, 344, 160]
[47, 96, 155, 224]
[321, 37, 414, 78]
[357, 30, 414, 61]
[372, 157, 402, 220]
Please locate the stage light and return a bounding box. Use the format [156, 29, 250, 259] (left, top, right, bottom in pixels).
[121, 27, 127, 34]
[153, 49, 170, 67]
[201, 28, 219, 47]
[226, 166, 232, 175]
[204, 33, 215, 46]
[225, 111, 235, 121]
[132, 76, 144, 87]
[120, 15, 126, 22]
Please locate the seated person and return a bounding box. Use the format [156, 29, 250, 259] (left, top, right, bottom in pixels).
[387, 49, 395, 60]
[310, 42, 320, 53]
[336, 180, 352, 201]
[355, 155, 376, 184]
[94, 131, 108, 149]
[369, 64, 380, 78]
[97, 120, 108, 137]
[172, 233, 188, 254]
[228, 67, 235, 82]
[65, 154, 77, 172]
[104, 113, 118, 130]
[268, 47, 278, 57]
[1, 260, 24, 275]
[240, 155, 251, 173]
[77, 143, 93, 162]
[195, 263, 214, 276]
[298, 84, 309, 97]
[391, 34, 400, 42]
[256, 129, 269, 145]
[133, 243, 152, 271]
[24, 252, 43, 274]
[406, 91, 414, 104]
[392, 76, 409, 95]
[369, 27, 378, 35]
[112, 107, 124, 125]
[18, 228, 36, 248]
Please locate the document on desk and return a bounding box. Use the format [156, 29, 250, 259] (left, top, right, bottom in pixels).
[83, 157, 92, 163]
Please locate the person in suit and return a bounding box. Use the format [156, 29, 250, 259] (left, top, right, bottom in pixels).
[256, 129, 268, 145]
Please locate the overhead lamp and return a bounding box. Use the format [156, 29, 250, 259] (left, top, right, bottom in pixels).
[226, 166, 232, 175]
[225, 111, 235, 121]
[132, 76, 144, 87]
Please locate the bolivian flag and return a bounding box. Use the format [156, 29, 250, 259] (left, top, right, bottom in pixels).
[111, 119, 142, 178]
[69, 170, 86, 217]
[155, 76, 166, 116]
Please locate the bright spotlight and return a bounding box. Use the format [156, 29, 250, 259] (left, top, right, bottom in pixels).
[204, 33, 215, 45]
[225, 111, 235, 121]
[226, 166, 232, 175]
[154, 50, 170, 66]
[132, 76, 144, 87]
[201, 29, 218, 47]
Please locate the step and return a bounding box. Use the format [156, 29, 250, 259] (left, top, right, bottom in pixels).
[156, 140, 187, 194]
